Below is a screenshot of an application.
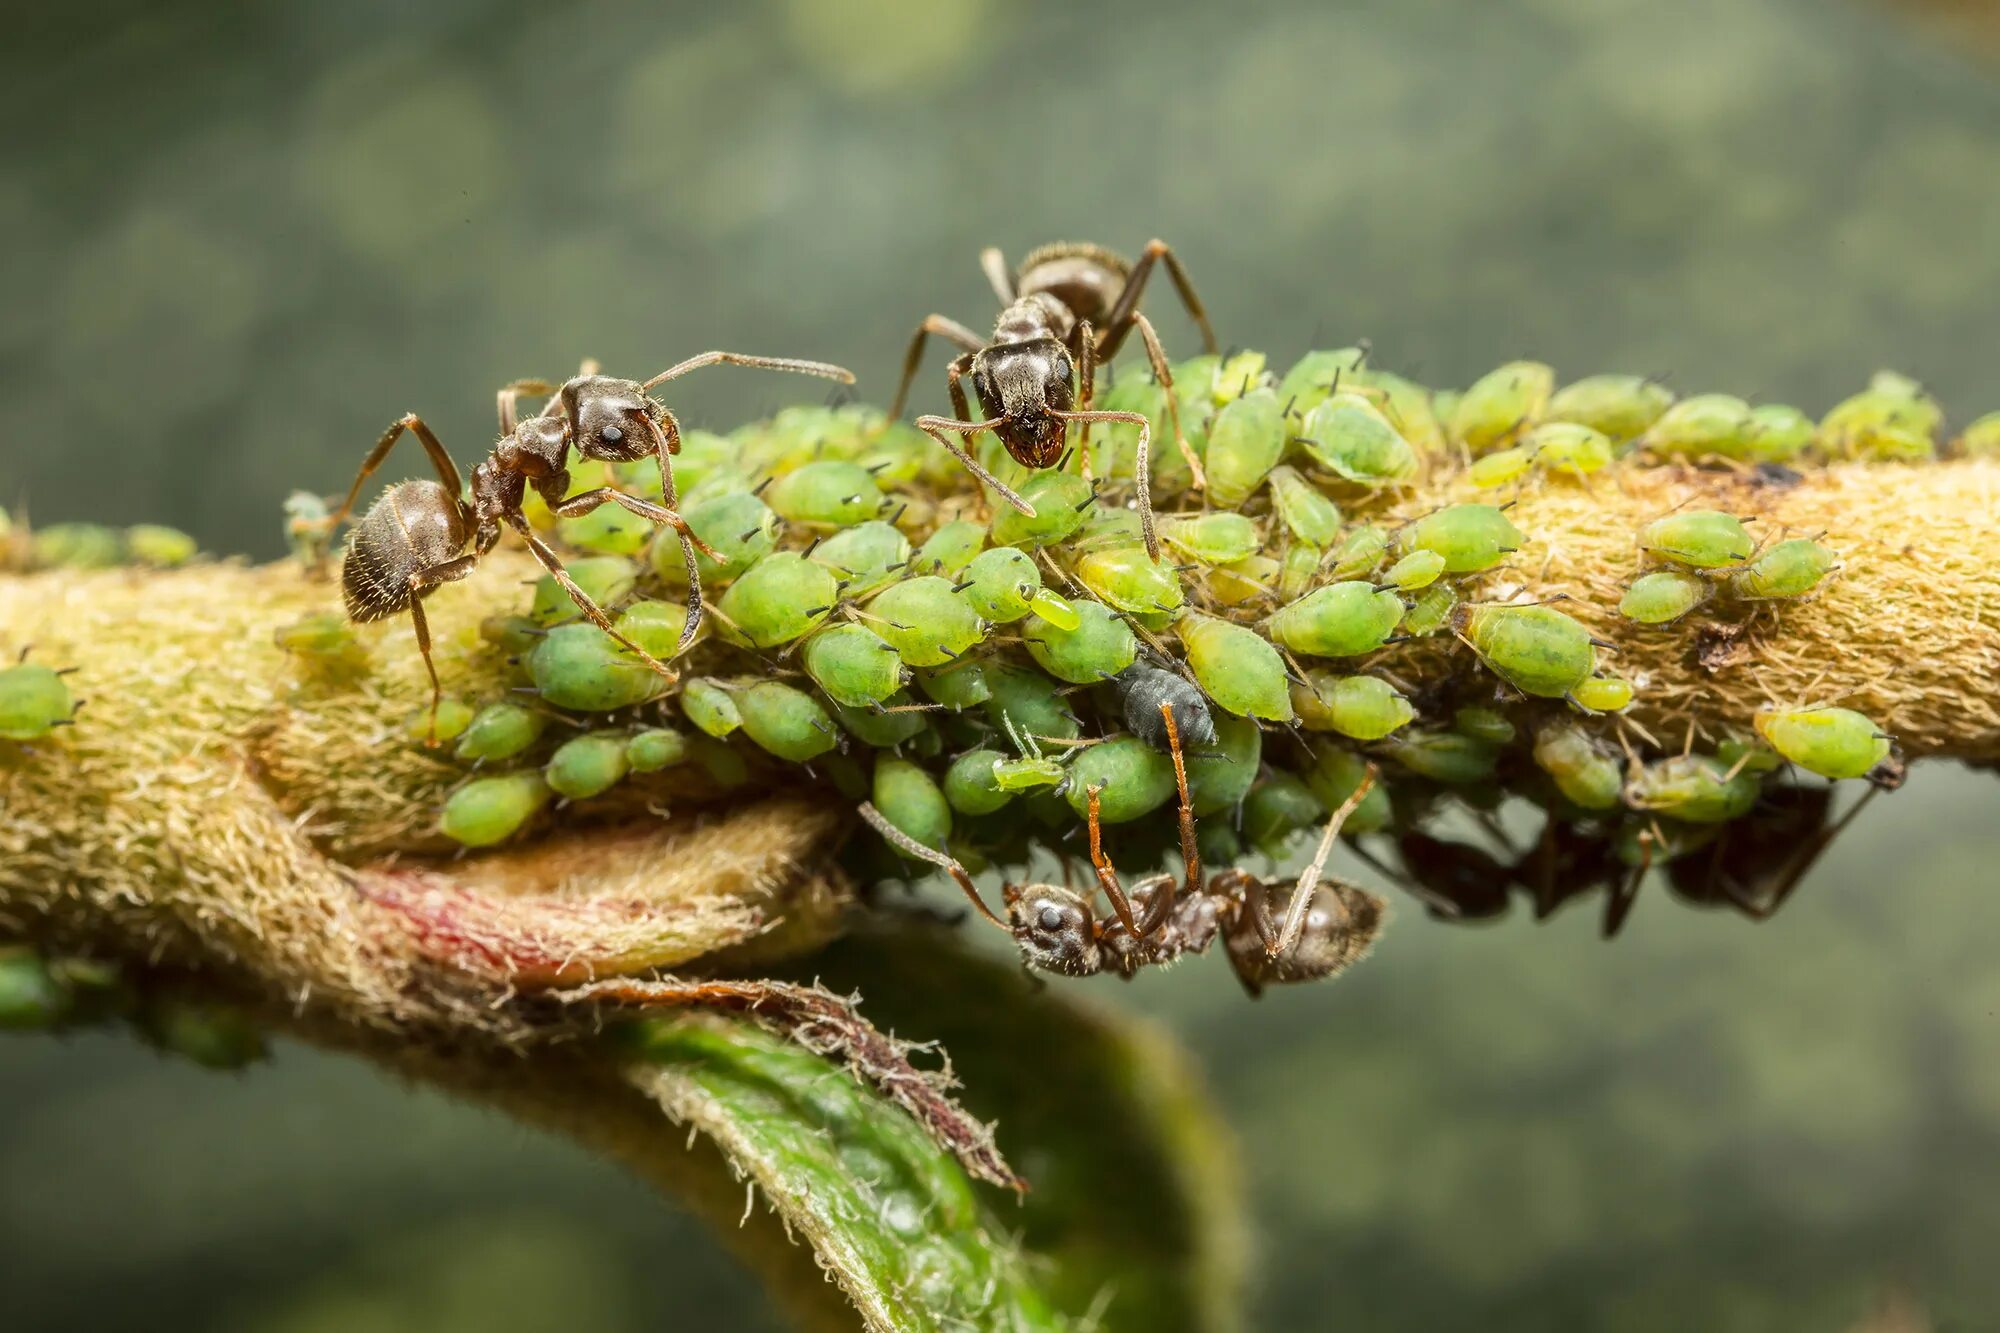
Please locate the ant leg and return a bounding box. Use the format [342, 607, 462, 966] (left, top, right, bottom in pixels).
[856, 802, 1008, 929]
[1096, 238, 1220, 360]
[506, 514, 679, 683]
[914, 414, 1037, 516]
[402, 554, 480, 745]
[1603, 822, 1656, 938]
[639, 411, 705, 655]
[1085, 784, 1144, 937]
[327, 414, 464, 534]
[1743, 784, 1881, 920]
[1268, 765, 1377, 958]
[1131, 311, 1205, 491]
[497, 379, 557, 435]
[885, 316, 986, 424]
[979, 247, 1015, 304]
[1055, 409, 1156, 560]
[1074, 320, 1097, 475]
[640, 350, 854, 392]
[551, 488, 723, 559]
[1160, 701, 1201, 901]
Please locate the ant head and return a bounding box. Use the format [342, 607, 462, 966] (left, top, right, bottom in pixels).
[1003, 881, 1102, 976]
[975, 339, 1075, 469]
[563, 375, 658, 464]
[1226, 880, 1387, 995]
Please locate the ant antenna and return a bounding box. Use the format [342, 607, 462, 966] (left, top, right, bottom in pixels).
[1270, 764, 1378, 958]
[857, 802, 1008, 929]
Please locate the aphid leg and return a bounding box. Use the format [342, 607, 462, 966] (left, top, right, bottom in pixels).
[1084, 783, 1144, 937]
[1074, 319, 1097, 470]
[506, 515, 679, 683]
[884, 315, 988, 424]
[1131, 311, 1206, 492]
[403, 554, 480, 746]
[639, 350, 855, 392]
[914, 413, 1037, 516]
[496, 378, 557, 434]
[1268, 765, 1377, 959]
[326, 414, 464, 536]
[1160, 701, 1202, 902]
[1096, 238, 1220, 359]
[856, 802, 1008, 929]
[979, 246, 1015, 304]
[1056, 409, 1155, 559]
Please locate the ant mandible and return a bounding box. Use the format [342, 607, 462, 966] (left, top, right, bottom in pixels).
[860, 706, 1386, 996]
[884, 240, 1221, 562]
[328, 351, 853, 741]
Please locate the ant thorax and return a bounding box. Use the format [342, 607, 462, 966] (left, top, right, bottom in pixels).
[1098, 883, 1225, 977]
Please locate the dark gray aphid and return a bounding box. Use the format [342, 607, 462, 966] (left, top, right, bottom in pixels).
[1112, 662, 1217, 750]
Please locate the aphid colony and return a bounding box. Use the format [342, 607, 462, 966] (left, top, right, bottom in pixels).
[264, 340, 1953, 966]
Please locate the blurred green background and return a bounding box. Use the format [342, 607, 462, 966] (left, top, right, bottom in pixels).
[4, 0, 1999, 1328]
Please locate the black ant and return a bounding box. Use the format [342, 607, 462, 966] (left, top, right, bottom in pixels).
[325, 351, 853, 741]
[885, 241, 1220, 561]
[860, 707, 1386, 996]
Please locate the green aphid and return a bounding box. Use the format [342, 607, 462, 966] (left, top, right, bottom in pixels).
[558, 496, 654, 556]
[626, 727, 690, 773]
[1186, 714, 1261, 816]
[1453, 706, 1515, 746]
[1716, 734, 1784, 776]
[1381, 729, 1501, 785]
[982, 664, 1080, 742]
[1754, 707, 1891, 780]
[1161, 512, 1261, 565]
[652, 490, 778, 587]
[1076, 545, 1184, 617]
[1819, 374, 1940, 461]
[989, 470, 1095, 547]
[1064, 736, 1177, 825]
[738, 681, 842, 762]
[1275, 348, 1366, 421]
[1744, 404, 1816, 463]
[1728, 538, 1835, 601]
[546, 731, 632, 799]
[958, 546, 1042, 622]
[993, 754, 1068, 792]
[1614, 819, 1717, 869]
[944, 748, 1013, 815]
[1955, 410, 2000, 458]
[479, 614, 543, 657]
[527, 624, 668, 712]
[0, 949, 70, 1030]
[140, 997, 268, 1071]
[273, 612, 370, 676]
[32, 522, 124, 569]
[872, 756, 951, 854]
[1278, 543, 1323, 600]
[1291, 671, 1414, 740]
[1033, 590, 1079, 630]
[530, 556, 637, 626]
[0, 662, 76, 740]
[831, 693, 930, 748]
[1268, 466, 1342, 545]
[1457, 603, 1597, 699]
[1197, 821, 1243, 869]
[645, 428, 734, 498]
[1625, 755, 1760, 823]
[1382, 548, 1446, 591]
[803, 622, 904, 708]
[1469, 447, 1533, 489]
[1023, 599, 1137, 684]
[1211, 350, 1270, 404]
[689, 735, 753, 790]
[717, 552, 840, 649]
[1330, 525, 1391, 580]
[615, 600, 691, 658]
[1402, 581, 1458, 638]
[681, 678, 743, 737]
[1619, 569, 1714, 625]
[1243, 772, 1327, 855]
[1532, 722, 1622, 811]
[916, 659, 990, 711]
[763, 460, 886, 528]
[1267, 580, 1404, 658]
[912, 519, 986, 576]
[1572, 673, 1634, 713]
[1180, 614, 1292, 722]
[1302, 741, 1392, 833]
[404, 697, 474, 744]
[1524, 421, 1614, 478]
[1641, 393, 1755, 461]
[1297, 394, 1420, 485]
[125, 524, 198, 567]
[440, 773, 551, 847]
[1451, 360, 1554, 454]
[810, 521, 910, 598]
[869, 575, 987, 667]
[1071, 505, 1145, 552]
[1546, 373, 1674, 441]
[1398, 503, 1523, 574]
[1205, 554, 1280, 608]
[1637, 510, 1754, 569]
[1357, 370, 1446, 455]
[1204, 388, 1287, 509]
[1429, 388, 1462, 431]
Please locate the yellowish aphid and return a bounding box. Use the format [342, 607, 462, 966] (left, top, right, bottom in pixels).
[1754, 706, 1891, 780]
[1571, 673, 1634, 713]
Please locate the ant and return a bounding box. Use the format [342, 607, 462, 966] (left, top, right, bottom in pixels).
[860, 706, 1386, 996]
[885, 241, 1220, 562]
[326, 351, 853, 741]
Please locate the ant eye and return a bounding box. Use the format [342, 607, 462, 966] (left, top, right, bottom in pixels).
[1037, 905, 1065, 933]
[597, 424, 624, 446]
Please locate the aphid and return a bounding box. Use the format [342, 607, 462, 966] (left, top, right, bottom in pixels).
[830, 695, 930, 748]
[764, 459, 887, 528]
[1523, 421, 1614, 478]
[680, 678, 742, 738]
[1302, 741, 1394, 833]
[1636, 509, 1754, 569]
[1638, 393, 1754, 461]
[956, 546, 1043, 624]
[1397, 504, 1523, 574]
[1744, 404, 1815, 464]
[1754, 706, 1891, 780]
[1531, 721, 1621, 811]
[993, 752, 1067, 792]
[1379, 729, 1500, 785]
[1023, 599, 1137, 684]
[527, 623, 668, 713]
[138, 996, 269, 1071]
[1381, 548, 1446, 591]
[1546, 373, 1674, 441]
[546, 730, 632, 799]
[1818, 373, 1939, 461]
[869, 574, 988, 667]
[1330, 524, 1392, 580]
[1452, 706, 1515, 746]
[737, 681, 842, 762]
[1727, 538, 1835, 601]
[1454, 602, 1598, 699]
[982, 663, 1081, 743]
[1450, 360, 1554, 453]
[1204, 388, 1288, 509]
[0, 948, 69, 1030]
[1266, 580, 1404, 658]
[1955, 410, 2000, 458]
[405, 698, 474, 744]
[1401, 581, 1458, 637]
[454, 701, 547, 762]
[479, 613, 542, 656]
[944, 747, 1014, 815]
[528, 556, 637, 626]
[1277, 543, 1323, 600]
[1268, 466, 1343, 546]
[650, 490, 778, 587]
[1468, 447, 1533, 489]
[1296, 394, 1420, 486]
[871, 756, 952, 857]
[1203, 553, 1281, 608]
[1063, 735, 1178, 824]
[1075, 545, 1185, 617]
[1625, 755, 1760, 823]
[886, 240, 1219, 560]
[987, 469, 1095, 549]
[440, 773, 551, 847]
[283, 491, 332, 564]
[1572, 673, 1634, 713]
[1243, 772, 1327, 854]
[1160, 512, 1261, 566]
[1290, 672, 1414, 741]
[810, 520, 911, 599]
[1177, 614, 1292, 722]
[1184, 713, 1261, 815]
[1111, 661, 1218, 749]
[0, 655, 79, 741]
[912, 519, 987, 576]
[326, 352, 852, 736]
[125, 524, 198, 568]
[613, 600, 691, 659]
[802, 622, 905, 708]
[1619, 568, 1713, 625]
[273, 612, 370, 677]
[557, 490, 655, 555]
[625, 727, 690, 773]
[916, 659, 992, 711]
[1275, 347, 1366, 420]
[32, 523, 124, 569]
[716, 552, 841, 650]
[1716, 733, 1784, 776]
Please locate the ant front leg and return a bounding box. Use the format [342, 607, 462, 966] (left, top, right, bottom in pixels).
[496, 379, 557, 435]
[505, 514, 680, 683]
[638, 411, 707, 654]
[1127, 311, 1205, 492]
[1097, 238, 1220, 360]
[1074, 320, 1097, 478]
[886, 315, 987, 424]
[326, 414, 465, 538]
[1085, 784, 1147, 937]
[915, 408, 1037, 518]
[403, 554, 480, 745]
[979, 247, 1016, 304]
[1159, 700, 1202, 904]
[856, 802, 1010, 929]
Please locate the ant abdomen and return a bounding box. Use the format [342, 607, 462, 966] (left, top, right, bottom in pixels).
[341, 479, 467, 622]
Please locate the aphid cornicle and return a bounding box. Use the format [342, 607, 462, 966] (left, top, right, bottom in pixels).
[327, 351, 853, 741]
[883, 240, 1220, 561]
